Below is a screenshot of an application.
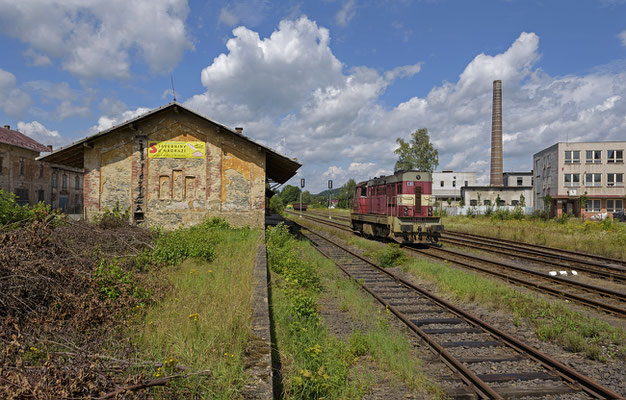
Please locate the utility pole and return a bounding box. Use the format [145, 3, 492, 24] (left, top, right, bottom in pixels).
[328, 180, 333, 219]
[300, 178, 305, 218]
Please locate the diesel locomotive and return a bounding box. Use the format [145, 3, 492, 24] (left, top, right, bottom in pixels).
[351, 170, 443, 243]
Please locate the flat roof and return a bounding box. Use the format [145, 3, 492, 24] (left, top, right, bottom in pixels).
[39, 102, 301, 184]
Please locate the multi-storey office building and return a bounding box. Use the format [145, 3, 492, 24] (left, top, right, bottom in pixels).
[533, 142, 625, 218]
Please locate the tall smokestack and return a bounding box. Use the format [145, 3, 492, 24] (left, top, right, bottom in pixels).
[490, 80, 503, 186]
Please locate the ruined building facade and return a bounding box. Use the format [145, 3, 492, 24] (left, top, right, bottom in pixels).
[0, 125, 83, 212]
[41, 103, 300, 229]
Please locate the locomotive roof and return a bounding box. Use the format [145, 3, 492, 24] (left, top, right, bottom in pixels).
[357, 170, 432, 187]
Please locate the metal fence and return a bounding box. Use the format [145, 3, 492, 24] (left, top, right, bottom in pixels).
[441, 206, 534, 216]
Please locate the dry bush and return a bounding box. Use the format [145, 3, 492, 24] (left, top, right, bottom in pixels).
[0, 219, 159, 399]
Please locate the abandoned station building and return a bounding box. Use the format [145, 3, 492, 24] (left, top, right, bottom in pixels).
[40, 103, 300, 228]
[0, 125, 83, 211]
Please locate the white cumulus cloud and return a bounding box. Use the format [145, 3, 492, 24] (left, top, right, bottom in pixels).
[336, 0, 356, 27]
[0, 0, 192, 79]
[184, 17, 626, 192]
[619, 30, 626, 47]
[197, 17, 344, 115]
[17, 121, 65, 147]
[88, 107, 152, 134]
[0, 69, 31, 117]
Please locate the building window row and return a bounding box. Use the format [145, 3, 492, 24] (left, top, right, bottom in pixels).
[585, 199, 624, 213]
[564, 173, 623, 187]
[565, 149, 623, 164]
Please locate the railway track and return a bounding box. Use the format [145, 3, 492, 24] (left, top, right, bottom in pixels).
[287, 211, 626, 317]
[445, 230, 626, 269]
[291, 219, 622, 399]
[305, 210, 626, 278]
[441, 231, 626, 281]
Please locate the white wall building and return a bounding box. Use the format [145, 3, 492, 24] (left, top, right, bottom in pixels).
[461, 171, 534, 208]
[432, 170, 476, 205]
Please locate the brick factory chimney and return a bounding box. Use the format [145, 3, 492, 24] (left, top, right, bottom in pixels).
[489, 80, 504, 187]
[235, 127, 243, 134]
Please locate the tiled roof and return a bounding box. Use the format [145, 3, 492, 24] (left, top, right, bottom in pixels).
[0, 125, 50, 153]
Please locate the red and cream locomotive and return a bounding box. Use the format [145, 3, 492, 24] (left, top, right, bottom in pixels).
[351, 170, 443, 243]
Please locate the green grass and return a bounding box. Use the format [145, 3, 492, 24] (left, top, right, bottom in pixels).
[288, 214, 626, 361]
[130, 225, 260, 399]
[267, 223, 442, 399]
[444, 215, 626, 260]
[400, 257, 626, 361]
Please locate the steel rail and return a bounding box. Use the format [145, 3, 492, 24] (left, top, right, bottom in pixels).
[295, 223, 623, 399]
[302, 230, 503, 399]
[408, 246, 626, 317]
[422, 245, 626, 303]
[439, 236, 626, 283]
[289, 211, 626, 316]
[447, 230, 626, 268]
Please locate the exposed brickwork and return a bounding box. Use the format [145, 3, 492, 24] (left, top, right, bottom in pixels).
[0, 142, 83, 212]
[84, 108, 266, 228]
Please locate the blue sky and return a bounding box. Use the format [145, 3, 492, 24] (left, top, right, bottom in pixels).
[1, 0, 625, 192]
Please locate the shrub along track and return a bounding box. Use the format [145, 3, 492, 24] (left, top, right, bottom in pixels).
[287, 217, 622, 399]
[290, 211, 626, 318]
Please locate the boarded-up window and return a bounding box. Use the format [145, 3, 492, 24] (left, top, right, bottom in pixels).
[159, 175, 170, 200]
[185, 176, 195, 199]
[173, 170, 183, 201]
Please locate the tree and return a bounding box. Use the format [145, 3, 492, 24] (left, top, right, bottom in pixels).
[394, 128, 439, 173]
[280, 185, 301, 204]
[302, 190, 312, 204]
[543, 194, 553, 213]
[337, 179, 356, 209]
[519, 194, 526, 207]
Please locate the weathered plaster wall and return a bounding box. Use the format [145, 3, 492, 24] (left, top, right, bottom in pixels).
[84, 109, 266, 229]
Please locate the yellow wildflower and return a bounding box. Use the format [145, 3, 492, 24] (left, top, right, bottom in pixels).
[188, 313, 199, 321]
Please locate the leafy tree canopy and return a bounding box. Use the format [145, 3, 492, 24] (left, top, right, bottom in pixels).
[394, 128, 439, 173]
[337, 178, 356, 209]
[280, 185, 301, 204]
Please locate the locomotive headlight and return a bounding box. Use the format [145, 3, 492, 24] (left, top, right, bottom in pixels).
[428, 207, 433, 216]
[403, 206, 409, 216]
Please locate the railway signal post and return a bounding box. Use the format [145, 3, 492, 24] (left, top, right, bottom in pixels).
[300, 178, 305, 218]
[328, 180, 333, 219]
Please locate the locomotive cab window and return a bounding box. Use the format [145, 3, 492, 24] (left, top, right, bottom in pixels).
[360, 187, 367, 197]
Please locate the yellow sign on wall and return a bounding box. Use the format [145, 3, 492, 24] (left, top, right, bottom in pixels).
[148, 141, 206, 159]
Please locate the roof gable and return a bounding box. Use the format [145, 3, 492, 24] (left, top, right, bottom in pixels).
[0, 126, 50, 153]
[39, 102, 301, 183]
